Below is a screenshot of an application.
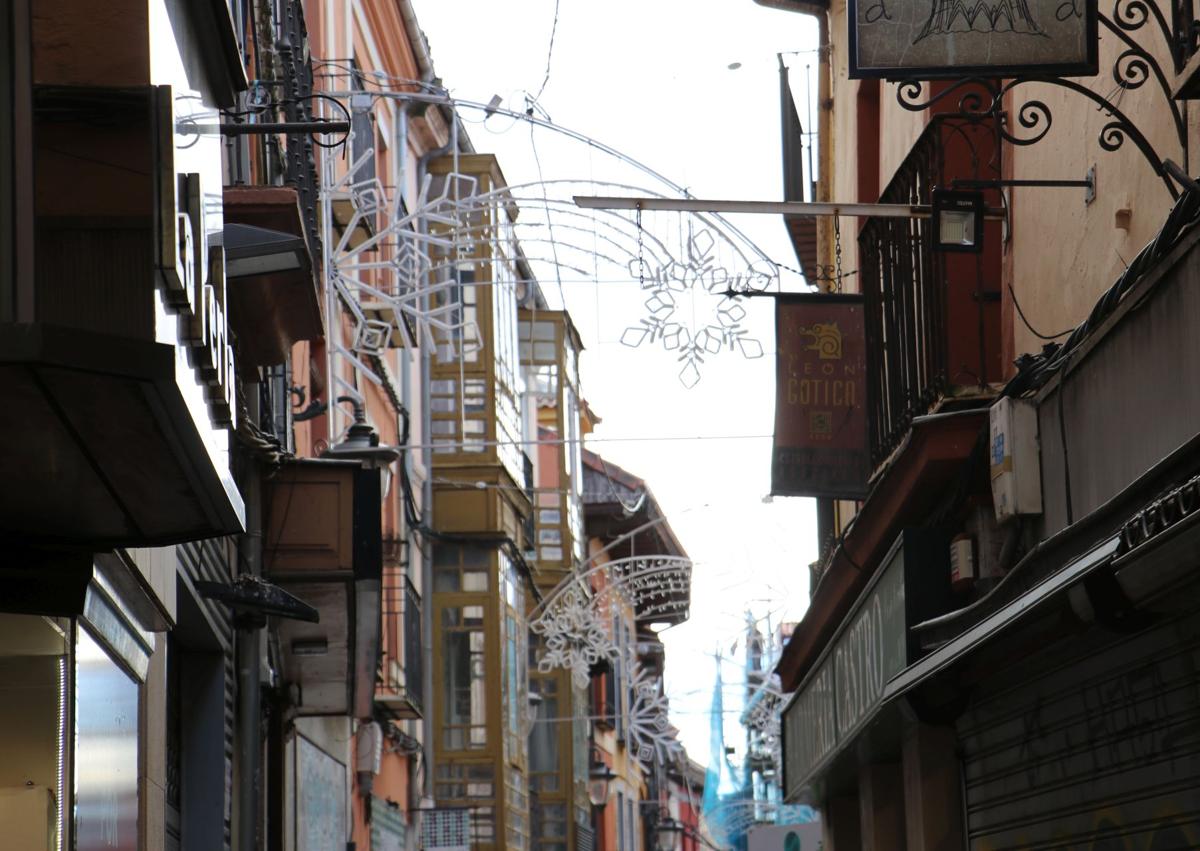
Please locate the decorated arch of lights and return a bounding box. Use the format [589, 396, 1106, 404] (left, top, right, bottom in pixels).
[315, 87, 796, 438]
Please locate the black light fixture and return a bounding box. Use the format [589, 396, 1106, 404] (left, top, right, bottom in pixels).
[322, 396, 401, 468]
[323, 397, 401, 498]
[656, 816, 685, 835]
[931, 188, 985, 253]
[224, 223, 310, 278]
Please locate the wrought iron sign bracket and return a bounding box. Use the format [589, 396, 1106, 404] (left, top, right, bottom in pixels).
[894, 0, 1192, 201]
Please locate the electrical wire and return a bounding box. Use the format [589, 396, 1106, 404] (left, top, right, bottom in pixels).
[405, 432, 773, 452]
[1006, 181, 1200, 397]
[533, 0, 562, 103]
[311, 60, 448, 95]
[1008, 282, 1072, 341]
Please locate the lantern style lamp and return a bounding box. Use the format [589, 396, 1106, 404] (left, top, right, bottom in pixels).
[588, 763, 616, 808]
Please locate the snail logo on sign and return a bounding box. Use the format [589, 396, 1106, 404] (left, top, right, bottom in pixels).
[849, 0, 1097, 78]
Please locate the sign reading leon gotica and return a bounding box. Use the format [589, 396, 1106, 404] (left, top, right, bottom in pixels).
[772, 294, 869, 499]
[849, 0, 1098, 78]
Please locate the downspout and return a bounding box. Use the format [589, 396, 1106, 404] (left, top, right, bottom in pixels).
[397, 0, 434, 80]
[404, 6, 475, 806]
[414, 128, 452, 816]
[237, 393, 265, 851]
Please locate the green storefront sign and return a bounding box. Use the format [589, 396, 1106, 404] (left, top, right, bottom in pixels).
[782, 530, 952, 800]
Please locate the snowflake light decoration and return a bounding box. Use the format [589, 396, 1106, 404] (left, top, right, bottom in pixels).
[620, 227, 776, 388]
[531, 586, 612, 689]
[529, 556, 692, 765]
[626, 654, 684, 765]
[529, 556, 692, 689]
[322, 146, 485, 357]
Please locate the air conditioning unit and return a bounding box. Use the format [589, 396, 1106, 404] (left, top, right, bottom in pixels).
[990, 396, 1042, 524]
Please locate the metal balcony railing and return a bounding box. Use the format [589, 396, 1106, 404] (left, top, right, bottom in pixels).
[858, 115, 999, 467]
[380, 560, 423, 717]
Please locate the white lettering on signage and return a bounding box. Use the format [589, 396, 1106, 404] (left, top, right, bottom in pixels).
[785, 553, 908, 790]
[162, 168, 236, 429]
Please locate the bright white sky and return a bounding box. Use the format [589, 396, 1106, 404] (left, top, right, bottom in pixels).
[410, 0, 821, 767]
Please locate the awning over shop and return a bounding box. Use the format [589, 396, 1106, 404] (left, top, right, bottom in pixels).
[775, 409, 987, 692]
[782, 466, 1200, 803]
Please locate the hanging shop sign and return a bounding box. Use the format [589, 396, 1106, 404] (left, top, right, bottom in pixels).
[772, 294, 869, 499]
[848, 0, 1098, 79]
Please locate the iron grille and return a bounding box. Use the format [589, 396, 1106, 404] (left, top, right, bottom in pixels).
[258, 363, 292, 449]
[1174, 0, 1200, 70]
[858, 115, 998, 467]
[380, 556, 423, 717]
[403, 576, 424, 712]
[276, 0, 322, 272]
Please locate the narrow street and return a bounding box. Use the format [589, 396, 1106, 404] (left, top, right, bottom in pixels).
[0, 0, 1198, 849]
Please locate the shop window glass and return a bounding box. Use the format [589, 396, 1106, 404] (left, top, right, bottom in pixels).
[75, 624, 138, 851]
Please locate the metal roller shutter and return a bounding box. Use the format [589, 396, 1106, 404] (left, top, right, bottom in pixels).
[956, 608, 1200, 850]
[179, 538, 237, 851]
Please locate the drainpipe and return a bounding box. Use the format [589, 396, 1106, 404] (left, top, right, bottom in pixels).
[405, 12, 474, 806]
[397, 0, 434, 80]
[237, 391, 265, 851]
[413, 118, 455, 817]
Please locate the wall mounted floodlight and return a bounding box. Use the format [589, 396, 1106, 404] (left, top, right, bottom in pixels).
[931, 188, 985, 253]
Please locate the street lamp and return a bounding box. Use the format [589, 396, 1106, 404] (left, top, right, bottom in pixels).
[223, 223, 310, 277]
[931, 188, 985, 253]
[322, 396, 401, 496]
[656, 815, 685, 851]
[588, 762, 616, 808]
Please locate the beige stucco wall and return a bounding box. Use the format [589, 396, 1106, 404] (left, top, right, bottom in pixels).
[1006, 38, 1194, 358]
[823, 0, 862, 288]
[878, 86, 926, 194]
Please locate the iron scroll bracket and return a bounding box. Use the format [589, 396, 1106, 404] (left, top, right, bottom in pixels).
[894, 0, 1191, 201]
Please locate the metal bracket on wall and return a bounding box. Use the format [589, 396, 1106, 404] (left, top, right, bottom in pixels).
[895, 0, 1191, 201]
